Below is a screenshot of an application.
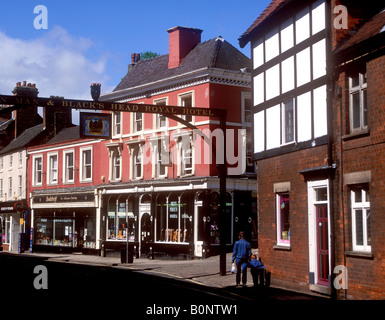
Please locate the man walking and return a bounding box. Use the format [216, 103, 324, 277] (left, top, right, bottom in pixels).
[232, 231, 251, 287]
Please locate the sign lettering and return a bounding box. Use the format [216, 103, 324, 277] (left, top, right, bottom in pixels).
[0, 94, 226, 119]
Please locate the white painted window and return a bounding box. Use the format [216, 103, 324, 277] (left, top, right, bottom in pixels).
[113, 112, 121, 136]
[133, 112, 143, 133]
[178, 92, 194, 123]
[351, 185, 371, 252]
[154, 98, 168, 129]
[111, 150, 121, 181]
[133, 147, 143, 180]
[80, 147, 92, 182]
[33, 155, 43, 186]
[63, 150, 75, 183]
[349, 72, 368, 132]
[47, 153, 58, 185]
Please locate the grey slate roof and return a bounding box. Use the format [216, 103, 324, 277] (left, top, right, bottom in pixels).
[113, 37, 251, 92]
[0, 123, 44, 155]
[46, 125, 80, 144]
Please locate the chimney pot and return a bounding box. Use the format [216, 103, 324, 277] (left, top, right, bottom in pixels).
[22, 81, 27, 86]
[131, 53, 136, 64]
[136, 53, 140, 62]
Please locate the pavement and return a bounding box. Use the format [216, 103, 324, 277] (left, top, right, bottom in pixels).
[5, 250, 326, 300]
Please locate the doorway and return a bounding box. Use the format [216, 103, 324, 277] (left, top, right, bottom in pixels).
[141, 213, 151, 256]
[308, 180, 330, 288]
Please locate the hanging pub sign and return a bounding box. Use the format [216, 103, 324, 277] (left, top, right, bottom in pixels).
[79, 112, 112, 139]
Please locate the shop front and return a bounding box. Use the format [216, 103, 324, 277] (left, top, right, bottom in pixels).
[101, 178, 257, 260]
[31, 192, 99, 254]
[0, 201, 21, 251]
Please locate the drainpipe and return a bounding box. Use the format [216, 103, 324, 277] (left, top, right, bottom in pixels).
[326, 0, 336, 300]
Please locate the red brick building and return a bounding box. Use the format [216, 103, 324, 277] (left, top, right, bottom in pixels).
[28, 26, 257, 259]
[240, 0, 385, 299]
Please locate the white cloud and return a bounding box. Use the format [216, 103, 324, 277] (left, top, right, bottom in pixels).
[0, 26, 112, 100]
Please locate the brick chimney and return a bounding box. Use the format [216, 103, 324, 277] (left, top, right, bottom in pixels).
[167, 26, 203, 69]
[12, 81, 41, 138]
[43, 96, 72, 136]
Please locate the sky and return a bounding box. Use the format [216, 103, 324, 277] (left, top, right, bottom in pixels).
[0, 0, 270, 103]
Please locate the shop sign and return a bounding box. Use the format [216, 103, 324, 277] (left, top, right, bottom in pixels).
[33, 194, 94, 204]
[80, 112, 112, 139]
[0, 201, 17, 213]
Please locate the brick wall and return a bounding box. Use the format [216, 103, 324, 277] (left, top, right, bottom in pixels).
[333, 54, 385, 299]
[257, 145, 328, 293]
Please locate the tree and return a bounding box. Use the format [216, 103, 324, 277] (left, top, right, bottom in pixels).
[139, 51, 160, 60]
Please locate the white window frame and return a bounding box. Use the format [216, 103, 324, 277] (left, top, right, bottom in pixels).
[149, 137, 168, 179]
[351, 186, 371, 252]
[33, 155, 43, 186]
[133, 146, 143, 180]
[241, 91, 252, 124]
[349, 72, 367, 133]
[63, 149, 75, 184]
[47, 152, 58, 185]
[153, 98, 168, 130]
[133, 112, 143, 133]
[18, 175, 22, 198]
[113, 111, 122, 137]
[0, 178, 3, 199]
[178, 91, 194, 124]
[18, 151, 23, 167]
[8, 177, 12, 199]
[0, 157, 3, 171]
[80, 147, 93, 182]
[111, 149, 122, 182]
[9, 154, 13, 169]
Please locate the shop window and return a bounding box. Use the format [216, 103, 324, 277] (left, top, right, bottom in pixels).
[351, 185, 371, 252]
[155, 193, 192, 243]
[107, 197, 136, 241]
[63, 150, 74, 183]
[33, 155, 43, 186]
[349, 71, 367, 132]
[209, 192, 232, 245]
[276, 193, 290, 246]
